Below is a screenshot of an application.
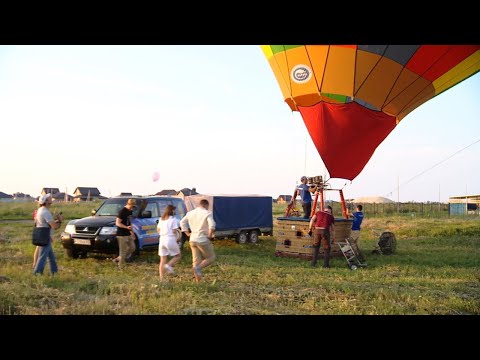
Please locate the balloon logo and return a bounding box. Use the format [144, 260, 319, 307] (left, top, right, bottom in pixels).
[152, 171, 160, 182]
[291, 65, 312, 84]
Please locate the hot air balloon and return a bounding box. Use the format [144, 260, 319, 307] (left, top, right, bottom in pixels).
[262, 45, 480, 181]
[152, 171, 160, 182]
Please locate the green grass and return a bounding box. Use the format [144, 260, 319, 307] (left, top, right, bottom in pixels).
[1, 215, 479, 315]
[0, 200, 103, 221]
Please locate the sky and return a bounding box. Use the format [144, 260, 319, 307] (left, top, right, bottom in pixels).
[0, 45, 479, 203]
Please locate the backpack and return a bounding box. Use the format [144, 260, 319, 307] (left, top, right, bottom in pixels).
[377, 232, 396, 255]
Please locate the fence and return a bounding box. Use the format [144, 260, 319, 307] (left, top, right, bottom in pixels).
[346, 202, 450, 218]
[273, 201, 451, 218]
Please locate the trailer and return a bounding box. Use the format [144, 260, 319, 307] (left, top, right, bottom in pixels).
[184, 194, 273, 244]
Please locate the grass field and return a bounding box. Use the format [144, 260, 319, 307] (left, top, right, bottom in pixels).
[0, 202, 479, 314]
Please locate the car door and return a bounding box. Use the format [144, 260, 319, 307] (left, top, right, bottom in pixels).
[132, 200, 160, 249]
[172, 198, 187, 223]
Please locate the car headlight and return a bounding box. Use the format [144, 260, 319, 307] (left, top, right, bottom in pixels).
[100, 226, 117, 235]
[64, 224, 76, 234]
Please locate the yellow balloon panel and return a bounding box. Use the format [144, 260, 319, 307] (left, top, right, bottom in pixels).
[267, 56, 293, 107]
[432, 49, 480, 94]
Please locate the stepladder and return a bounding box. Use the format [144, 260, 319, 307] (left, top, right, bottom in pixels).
[337, 237, 367, 270]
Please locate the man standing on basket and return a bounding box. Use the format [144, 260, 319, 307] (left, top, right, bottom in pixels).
[292, 176, 317, 219]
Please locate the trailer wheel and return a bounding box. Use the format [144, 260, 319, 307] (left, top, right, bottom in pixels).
[236, 231, 248, 244]
[350, 264, 358, 271]
[248, 230, 259, 244]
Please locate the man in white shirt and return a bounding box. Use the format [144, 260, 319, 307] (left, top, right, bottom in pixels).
[180, 199, 216, 282]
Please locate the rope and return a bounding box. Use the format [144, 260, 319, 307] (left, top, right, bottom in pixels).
[384, 137, 480, 197]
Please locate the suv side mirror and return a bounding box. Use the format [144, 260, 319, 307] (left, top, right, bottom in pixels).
[141, 210, 152, 218]
[91, 209, 97, 216]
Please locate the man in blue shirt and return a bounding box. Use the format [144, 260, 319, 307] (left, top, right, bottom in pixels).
[293, 176, 316, 219]
[348, 204, 365, 261]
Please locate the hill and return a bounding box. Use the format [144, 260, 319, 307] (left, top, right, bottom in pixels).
[353, 196, 395, 204]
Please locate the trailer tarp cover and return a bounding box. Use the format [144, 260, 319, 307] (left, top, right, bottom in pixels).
[184, 195, 273, 232]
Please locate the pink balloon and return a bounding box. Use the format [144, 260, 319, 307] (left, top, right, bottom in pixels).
[152, 171, 160, 182]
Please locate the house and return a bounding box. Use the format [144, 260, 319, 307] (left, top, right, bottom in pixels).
[449, 194, 480, 215]
[177, 188, 199, 199]
[41, 188, 60, 195]
[156, 189, 177, 196]
[119, 192, 132, 196]
[12, 192, 36, 202]
[73, 187, 107, 202]
[277, 195, 292, 204]
[52, 192, 74, 202]
[0, 191, 13, 202]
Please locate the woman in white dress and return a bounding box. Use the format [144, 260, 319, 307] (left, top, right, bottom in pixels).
[157, 205, 182, 281]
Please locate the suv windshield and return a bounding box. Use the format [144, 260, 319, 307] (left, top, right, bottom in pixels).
[94, 197, 186, 218]
[95, 199, 140, 217]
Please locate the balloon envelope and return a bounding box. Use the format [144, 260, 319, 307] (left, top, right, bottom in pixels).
[152, 171, 160, 182]
[262, 45, 480, 180]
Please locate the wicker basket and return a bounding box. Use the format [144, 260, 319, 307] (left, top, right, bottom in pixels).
[274, 217, 353, 260]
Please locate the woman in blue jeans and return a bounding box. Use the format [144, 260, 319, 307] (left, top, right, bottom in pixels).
[33, 193, 64, 275]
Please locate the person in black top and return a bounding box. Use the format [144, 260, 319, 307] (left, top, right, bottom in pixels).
[113, 198, 136, 268]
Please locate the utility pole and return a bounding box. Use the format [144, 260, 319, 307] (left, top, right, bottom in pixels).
[465, 184, 468, 215]
[397, 176, 400, 214]
[438, 184, 441, 213]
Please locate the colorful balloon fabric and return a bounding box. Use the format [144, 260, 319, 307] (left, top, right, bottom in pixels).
[262, 45, 480, 180]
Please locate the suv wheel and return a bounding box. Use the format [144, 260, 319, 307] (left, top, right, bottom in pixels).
[65, 248, 80, 259]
